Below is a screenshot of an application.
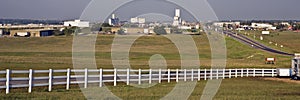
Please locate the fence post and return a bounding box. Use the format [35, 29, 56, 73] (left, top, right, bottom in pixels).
[241, 68, 243, 77]
[198, 69, 200, 81]
[176, 69, 179, 82]
[149, 69, 152, 84]
[253, 68, 256, 77]
[28, 69, 33, 93]
[204, 69, 207, 80]
[216, 69, 219, 79]
[210, 69, 213, 80]
[184, 69, 187, 81]
[229, 69, 231, 78]
[191, 69, 194, 81]
[235, 68, 238, 78]
[127, 68, 130, 85]
[66, 68, 70, 90]
[271, 69, 274, 77]
[6, 69, 10, 94]
[223, 69, 225, 79]
[48, 69, 53, 92]
[262, 69, 264, 77]
[167, 69, 170, 83]
[246, 68, 249, 77]
[84, 68, 88, 88]
[114, 68, 117, 86]
[159, 69, 161, 83]
[99, 68, 103, 87]
[138, 69, 141, 85]
[48, 69, 52, 92]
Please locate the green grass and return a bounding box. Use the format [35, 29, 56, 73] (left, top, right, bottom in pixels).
[0, 34, 299, 99]
[0, 78, 299, 99]
[235, 30, 300, 53]
[0, 34, 295, 70]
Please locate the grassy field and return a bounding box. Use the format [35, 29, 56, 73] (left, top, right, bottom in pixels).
[0, 33, 299, 99]
[235, 30, 300, 53]
[0, 78, 299, 99]
[0, 34, 294, 70]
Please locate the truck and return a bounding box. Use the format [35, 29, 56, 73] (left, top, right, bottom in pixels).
[291, 53, 300, 80]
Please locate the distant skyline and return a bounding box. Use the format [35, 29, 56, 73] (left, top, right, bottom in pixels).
[0, 0, 300, 20]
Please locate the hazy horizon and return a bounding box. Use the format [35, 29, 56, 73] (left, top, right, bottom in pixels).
[0, 0, 300, 21]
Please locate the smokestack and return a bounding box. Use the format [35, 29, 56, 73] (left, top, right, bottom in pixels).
[112, 14, 116, 19]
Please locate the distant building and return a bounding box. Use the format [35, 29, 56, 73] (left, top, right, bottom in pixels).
[108, 14, 120, 26]
[173, 9, 182, 26]
[213, 22, 240, 27]
[130, 17, 146, 24]
[251, 23, 276, 30]
[149, 27, 155, 34]
[10, 29, 54, 37]
[123, 27, 145, 34]
[280, 22, 291, 26]
[64, 20, 89, 27]
[164, 27, 172, 34]
[179, 26, 192, 30]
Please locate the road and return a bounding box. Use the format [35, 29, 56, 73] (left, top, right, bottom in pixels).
[223, 31, 294, 56]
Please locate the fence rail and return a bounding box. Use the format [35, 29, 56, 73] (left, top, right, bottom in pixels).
[0, 68, 276, 94]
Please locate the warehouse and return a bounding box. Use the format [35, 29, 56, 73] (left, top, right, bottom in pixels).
[64, 20, 89, 27]
[10, 29, 54, 37]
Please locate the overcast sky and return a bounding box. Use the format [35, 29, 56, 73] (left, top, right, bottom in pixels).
[0, 0, 299, 20]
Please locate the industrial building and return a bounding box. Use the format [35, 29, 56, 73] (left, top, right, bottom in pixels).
[123, 27, 145, 34]
[213, 22, 241, 27]
[108, 14, 120, 26]
[251, 23, 276, 30]
[10, 29, 54, 37]
[173, 9, 182, 26]
[63, 20, 89, 27]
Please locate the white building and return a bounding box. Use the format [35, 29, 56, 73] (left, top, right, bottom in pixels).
[64, 20, 89, 27]
[179, 26, 192, 30]
[280, 22, 290, 26]
[251, 23, 276, 30]
[130, 17, 146, 24]
[173, 9, 182, 26]
[213, 22, 241, 27]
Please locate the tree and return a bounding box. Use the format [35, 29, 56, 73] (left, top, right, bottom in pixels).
[63, 26, 78, 36]
[117, 29, 125, 35]
[53, 30, 63, 36]
[292, 24, 300, 30]
[91, 23, 102, 31]
[276, 24, 287, 30]
[101, 23, 112, 27]
[154, 26, 167, 35]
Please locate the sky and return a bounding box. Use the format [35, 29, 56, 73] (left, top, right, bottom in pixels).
[0, 0, 299, 21]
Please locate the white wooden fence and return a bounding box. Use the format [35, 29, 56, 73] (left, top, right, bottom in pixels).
[0, 68, 276, 94]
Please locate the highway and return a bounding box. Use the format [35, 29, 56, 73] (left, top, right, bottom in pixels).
[223, 31, 293, 56]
